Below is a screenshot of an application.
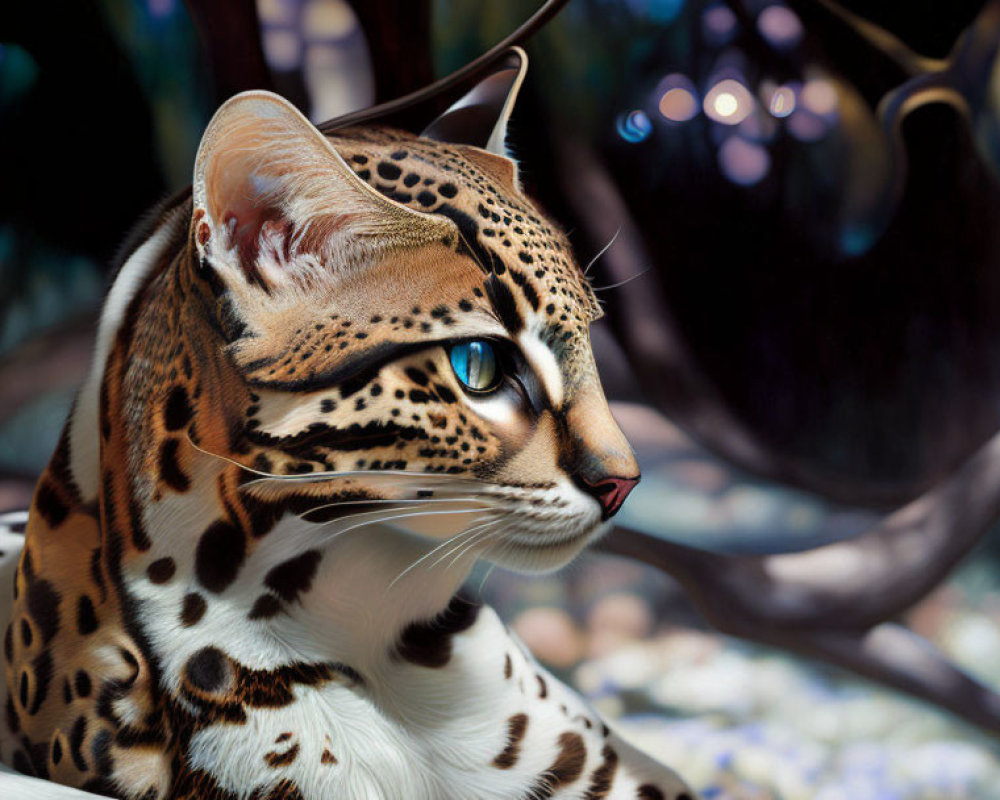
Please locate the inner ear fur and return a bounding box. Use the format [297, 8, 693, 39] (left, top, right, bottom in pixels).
[192, 91, 455, 286]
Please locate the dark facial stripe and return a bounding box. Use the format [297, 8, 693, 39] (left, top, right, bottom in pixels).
[484, 274, 523, 334]
[247, 420, 429, 461]
[434, 204, 505, 275]
[509, 267, 541, 312]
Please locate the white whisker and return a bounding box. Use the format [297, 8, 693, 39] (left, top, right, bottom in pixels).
[316, 506, 490, 546]
[387, 514, 501, 590]
[583, 227, 620, 277]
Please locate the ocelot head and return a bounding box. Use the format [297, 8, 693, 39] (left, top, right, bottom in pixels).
[138, 52, 639, 573]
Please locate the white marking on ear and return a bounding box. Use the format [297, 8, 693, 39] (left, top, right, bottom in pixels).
[421, 47, 528, 161]
[486, 47, 528, 158]
[518, 329, 564, 409]
[69, 203, 190, 500]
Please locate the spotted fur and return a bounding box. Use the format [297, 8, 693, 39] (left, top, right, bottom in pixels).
[1, 63, 694, 799]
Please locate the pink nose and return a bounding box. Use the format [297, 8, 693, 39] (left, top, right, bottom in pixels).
[578, 475, 640, 520]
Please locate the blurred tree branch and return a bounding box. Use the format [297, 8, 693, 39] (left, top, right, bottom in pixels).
[183, 0, 275, 103]
[599, 415, 1000, 732]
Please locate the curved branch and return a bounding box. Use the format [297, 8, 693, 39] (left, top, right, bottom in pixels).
[596, 411, 1000, 730]
[317, 0, 570, 133]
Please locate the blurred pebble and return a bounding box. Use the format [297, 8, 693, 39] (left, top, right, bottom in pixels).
[667, 459, 730, 493]
[587, 592, 653, 639]
[582, 630, 1000, 799]
[511, 606, 584, 669]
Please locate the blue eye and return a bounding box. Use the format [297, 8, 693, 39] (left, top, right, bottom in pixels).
[449, 340, 500, 393]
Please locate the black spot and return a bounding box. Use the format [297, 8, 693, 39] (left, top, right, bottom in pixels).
[405, 367, 429, 386]
[403, 173, 420, 187]
[146, 557, 176, 584]
[185, 647, 230, 692]
[509, 268, 541, 311]
[77, 594, 98, 635]
[91, 729, 114, 776]
[70, 716, 88, 771]
[439, 182, 458, 198]
[390, 149, 408, 160]
[158, 439, 190, 493]
[321, 399, 337, 413]
[395, 594, 481, 668]
[492, 713, 528, 768]
[26, 579, 60, 643]
[75, 670, 92, 698]
[350, 154, 368, 165]
[265, 550, 322, 603]
[52, 737, 63, 765]
[518, 251, 534, 264]
[164, 385, 193, 431]
[638, 786, 667, 800]
[20, 619, 32, 648]
[35, 479, 69, 528]
[249, 594, 283, 620]
[99, 380, 111, 441]
[355, 168, 371, 181]
[458, 299, 473, 312]
[530, 732, 588, 798]
[582, 743, 619, 798]
[28, 650, 53, 714]
[377, 161, 402, 180]
[128, 496, 151, 551]
[416, 190, 436, 207]
[433, 384, 457, 404]
[195, 520, 246, 593]
[181, 593, 206, 626]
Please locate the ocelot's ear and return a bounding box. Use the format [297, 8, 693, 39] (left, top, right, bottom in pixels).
[192, 91, 455, 290]
[422, 47, 527, 187]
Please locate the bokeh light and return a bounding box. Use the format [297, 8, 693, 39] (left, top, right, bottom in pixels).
[768, 85, 796, 118]
[660, 89, 698, 122]
[757, 4, 804, 49]
[802, 78, 839, 116]
[787, 108, 829, 141]
[703, 79, 755, 125]
[718, 136, 771, 185]
[262, 29, 302, 70]
[657, 74, 699, 122]
[617, 109, 653, 143]
[147, 0, 176, 19]
[302, 0, 356, 38]
[702, 3, 738, 44]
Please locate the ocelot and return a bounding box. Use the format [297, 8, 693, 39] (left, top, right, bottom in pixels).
[0, 51, 695, 800]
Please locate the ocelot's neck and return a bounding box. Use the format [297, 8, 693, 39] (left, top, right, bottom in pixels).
[105, 443, 481, 680]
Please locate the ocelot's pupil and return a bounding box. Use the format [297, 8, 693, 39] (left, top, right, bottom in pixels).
[450, 340, 499, 392]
